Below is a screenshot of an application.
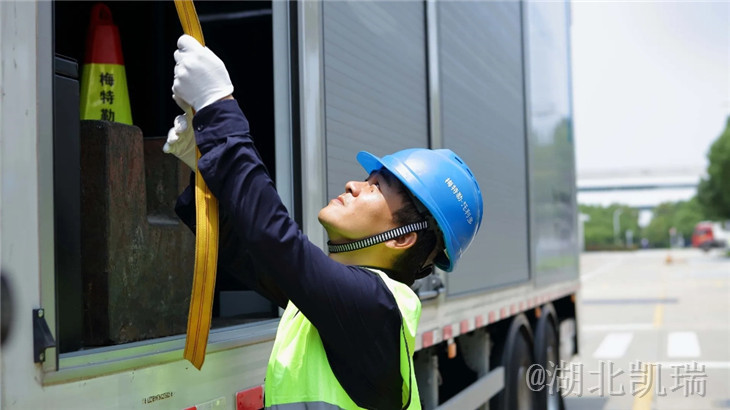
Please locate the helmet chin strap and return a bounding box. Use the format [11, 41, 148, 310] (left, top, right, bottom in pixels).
[327, 220, 429, 254]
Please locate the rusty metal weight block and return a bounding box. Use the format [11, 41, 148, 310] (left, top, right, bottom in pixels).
[80, 120, 194, 346]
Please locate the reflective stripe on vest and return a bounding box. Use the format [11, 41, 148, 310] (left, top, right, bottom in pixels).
[268, 402, 341, 410]
[264, 269, 422, 409]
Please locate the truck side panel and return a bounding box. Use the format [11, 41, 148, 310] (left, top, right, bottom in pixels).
[1, 1, 579, 408]
[1, 0, 52, 403]
[439, 1, 531, 294]
[525, 1, 579, 286]
[322, 1, 429, 198]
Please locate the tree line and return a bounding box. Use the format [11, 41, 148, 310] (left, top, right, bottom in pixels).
[581, 116, 730, 250]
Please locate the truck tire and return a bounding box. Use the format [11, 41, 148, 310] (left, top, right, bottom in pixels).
[534, 304, 564, 410]
[491, 314, 535, 410]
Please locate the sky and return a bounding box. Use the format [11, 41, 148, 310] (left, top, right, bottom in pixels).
[571, 1, 730, 176]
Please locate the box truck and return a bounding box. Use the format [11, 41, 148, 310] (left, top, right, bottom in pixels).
[0, 1, 578, 408]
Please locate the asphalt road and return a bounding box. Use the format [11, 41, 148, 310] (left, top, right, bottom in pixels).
[564, 248, 730, 410]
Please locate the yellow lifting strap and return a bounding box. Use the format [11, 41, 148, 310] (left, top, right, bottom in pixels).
[174, 0, 219, 370]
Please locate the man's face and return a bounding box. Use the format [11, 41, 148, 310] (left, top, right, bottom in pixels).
[318, 170, 407, 243]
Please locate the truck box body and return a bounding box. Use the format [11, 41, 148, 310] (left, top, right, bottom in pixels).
[0, 1, 578, 408]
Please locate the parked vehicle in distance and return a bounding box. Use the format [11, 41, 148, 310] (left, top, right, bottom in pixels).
[692, 221, 729, 251]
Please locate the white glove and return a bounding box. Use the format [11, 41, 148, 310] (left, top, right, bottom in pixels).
[172, 34, 234, 112]
[163, 106, 197, 171]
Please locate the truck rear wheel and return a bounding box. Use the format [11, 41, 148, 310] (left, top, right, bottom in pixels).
[491, 313, 535, 410]
[534, 304, 564, 410]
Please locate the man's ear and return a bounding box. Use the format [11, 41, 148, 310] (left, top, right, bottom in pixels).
[385, 232, 417, 251]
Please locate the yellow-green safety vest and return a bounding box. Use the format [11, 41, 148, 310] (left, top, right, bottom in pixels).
[264, 269, 422, 409]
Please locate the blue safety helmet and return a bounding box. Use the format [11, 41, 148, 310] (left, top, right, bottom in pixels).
[357, 148, 483, 272]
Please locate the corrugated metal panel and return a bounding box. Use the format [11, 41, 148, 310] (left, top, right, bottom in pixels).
[438, 1, 531, 295]
[322, 1, 428, 200]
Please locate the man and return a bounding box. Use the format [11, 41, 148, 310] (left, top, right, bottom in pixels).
[166, 35, 483, 409]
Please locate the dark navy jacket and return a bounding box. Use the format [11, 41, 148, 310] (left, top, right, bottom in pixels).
[175, 99, 405, 409]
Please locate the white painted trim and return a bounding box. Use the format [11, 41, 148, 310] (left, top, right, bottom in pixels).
[273, 0, 295, 216]
[298, 0, 327, 250]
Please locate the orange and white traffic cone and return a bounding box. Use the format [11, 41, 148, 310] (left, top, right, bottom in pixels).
[79, 3, 133, 125]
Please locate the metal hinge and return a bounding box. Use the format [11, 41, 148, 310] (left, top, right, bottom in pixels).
[33, 308, 55, 363]
[413, 274, 445, 301]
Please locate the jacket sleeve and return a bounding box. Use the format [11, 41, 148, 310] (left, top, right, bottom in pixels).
[184, 99, 404, 409]
[175, 179, 289, 309]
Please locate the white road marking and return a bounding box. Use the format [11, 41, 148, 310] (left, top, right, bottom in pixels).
[667, 331, 701, 358]
[582, 323, 654, 332]
[583, 323, 730, 332]
[656, 361, 730, 369]
[581, 258, 625, 282]
[592, 332, 633, 359]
